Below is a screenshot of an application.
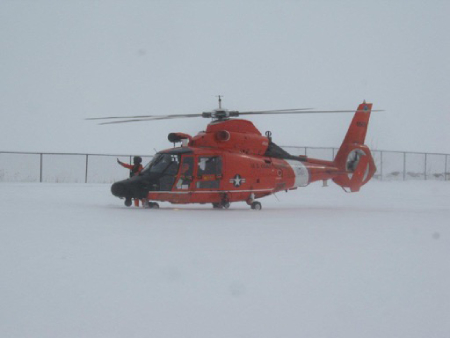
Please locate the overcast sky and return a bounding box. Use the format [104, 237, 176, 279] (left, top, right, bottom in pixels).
[1, 0, 449, 156]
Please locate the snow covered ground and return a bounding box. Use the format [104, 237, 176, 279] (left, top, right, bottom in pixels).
[1, 181, 449, 338]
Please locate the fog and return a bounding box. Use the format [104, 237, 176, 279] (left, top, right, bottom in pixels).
[1, 0, 449, 155]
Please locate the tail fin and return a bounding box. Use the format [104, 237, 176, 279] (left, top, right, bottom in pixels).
[333, 102, 377, 192]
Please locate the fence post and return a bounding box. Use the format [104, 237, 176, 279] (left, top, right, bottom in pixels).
[424, 153, 427, 180]
[85, 154, 89, 183]
[40, 153, 43, 183]
[403, 152, 406, 181]
[305, 147, 308, 156]
[444, 155, 448, 181]
[332, 148, 336, 160]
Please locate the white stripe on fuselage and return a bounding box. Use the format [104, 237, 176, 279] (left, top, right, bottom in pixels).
[285, 159, 309, 187]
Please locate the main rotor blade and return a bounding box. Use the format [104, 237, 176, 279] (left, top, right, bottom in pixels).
[95, 109, 317, 124]
[87, 113, 203, 121]
[99, 114, 202, 125]
[91, 108, 384, 124]
[86, 108, 314, 120]
[238, 108, 314, 113]
[239, 109, 384, 116]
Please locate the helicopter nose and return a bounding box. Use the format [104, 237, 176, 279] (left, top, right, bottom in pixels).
[111, 178, 149, 199]
[111, 181, 128, 198]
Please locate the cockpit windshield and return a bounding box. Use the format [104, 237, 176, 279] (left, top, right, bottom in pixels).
[141, 153, 180, 176]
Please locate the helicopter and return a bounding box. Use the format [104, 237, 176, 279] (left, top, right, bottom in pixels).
[88, 97, 379, 210]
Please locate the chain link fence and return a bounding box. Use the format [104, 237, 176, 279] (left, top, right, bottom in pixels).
[282, 147, 449, 181]
[1, 148, 449, 183]
[0, 152, 154, 183]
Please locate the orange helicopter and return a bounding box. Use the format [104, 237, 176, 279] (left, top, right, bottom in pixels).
[89, 98, 379, 210]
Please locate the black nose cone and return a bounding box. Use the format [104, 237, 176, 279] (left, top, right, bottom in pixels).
[111, 181, 127, 197]
[111, 178, 150, 199]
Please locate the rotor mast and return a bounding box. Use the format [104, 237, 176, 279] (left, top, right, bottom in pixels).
[217, 95, 223, 110]
[210, 95, 232, 121]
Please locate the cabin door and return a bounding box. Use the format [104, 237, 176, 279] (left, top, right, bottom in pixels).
[174, 155, 194, 190]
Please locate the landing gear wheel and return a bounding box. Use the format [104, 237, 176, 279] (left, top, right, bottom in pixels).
[251, 201, 262, 210]
[213, 201, 230, 209]
[124, 198, 132, 207]
[149, 202, 159, 209]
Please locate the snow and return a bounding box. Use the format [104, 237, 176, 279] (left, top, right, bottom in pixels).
[1, 181, 449, 337]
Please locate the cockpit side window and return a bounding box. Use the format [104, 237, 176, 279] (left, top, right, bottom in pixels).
[141, 153, 180, 176]
[165, 155, 180, 175]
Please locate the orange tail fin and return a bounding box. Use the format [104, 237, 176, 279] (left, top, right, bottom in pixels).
[333, 102, 377, 192]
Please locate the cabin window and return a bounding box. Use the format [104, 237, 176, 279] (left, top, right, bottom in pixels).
[197, 156, 222, 176]
[196, 156, 222, 189]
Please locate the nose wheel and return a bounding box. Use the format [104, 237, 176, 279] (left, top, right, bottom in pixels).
[143, 200, 159, 209]
[124, 198, 132, 207]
